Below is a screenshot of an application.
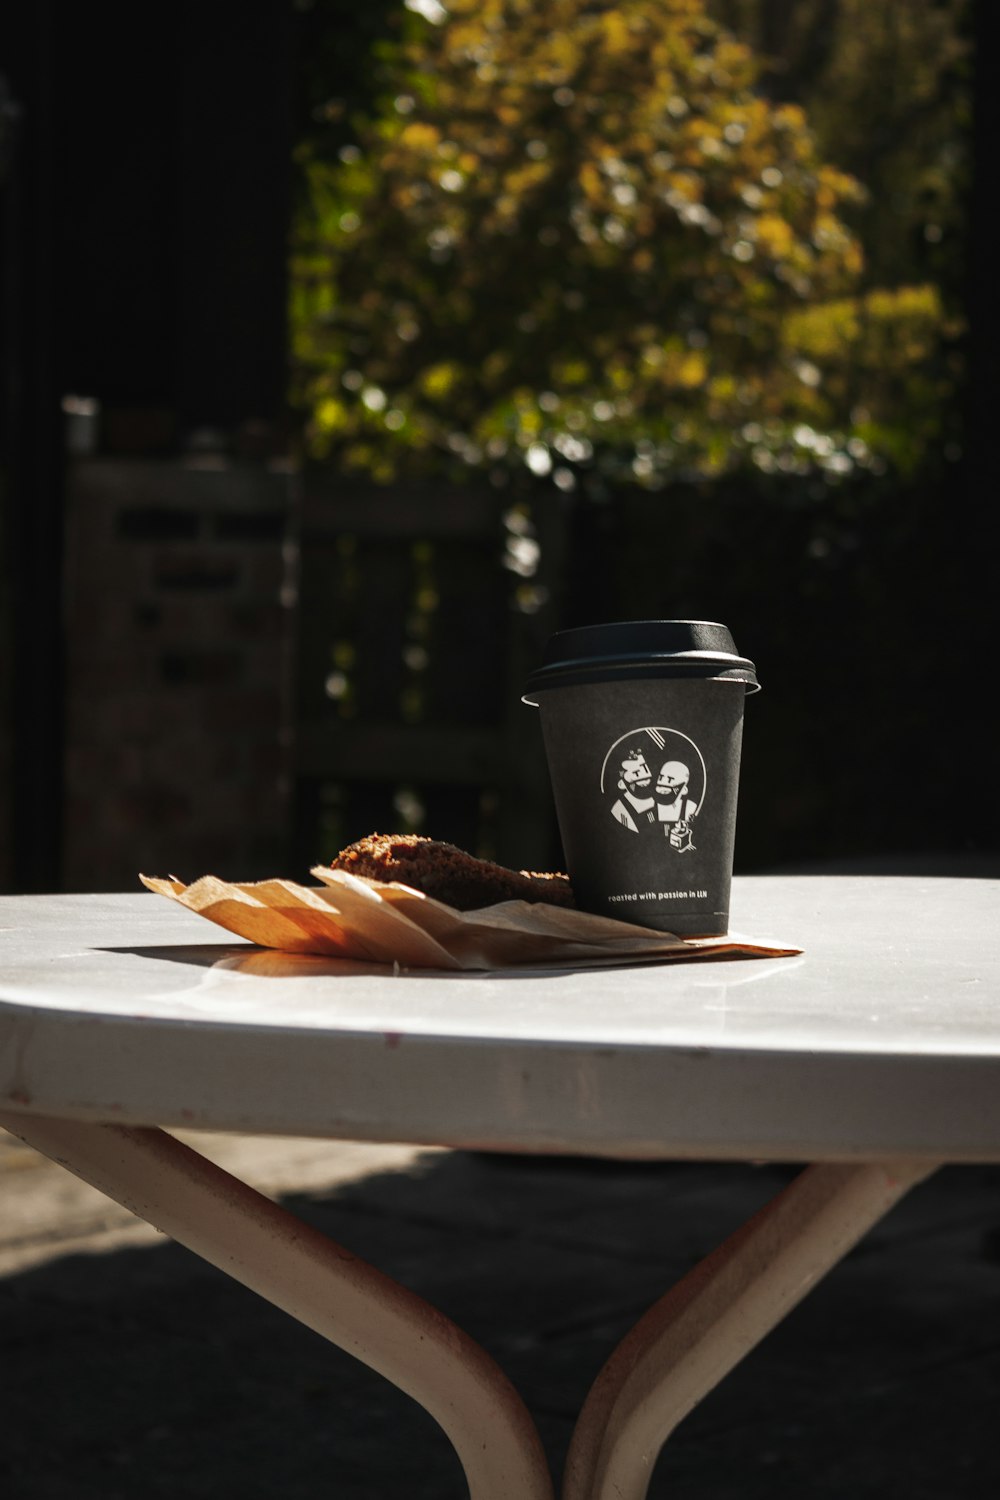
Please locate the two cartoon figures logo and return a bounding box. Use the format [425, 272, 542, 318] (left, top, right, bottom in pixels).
[605, 727, 705, 853]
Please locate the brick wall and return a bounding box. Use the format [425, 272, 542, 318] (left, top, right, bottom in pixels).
[61, 459, 294, 891]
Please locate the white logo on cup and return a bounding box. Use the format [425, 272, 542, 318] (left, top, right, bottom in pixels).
[600, 727, 706, 851]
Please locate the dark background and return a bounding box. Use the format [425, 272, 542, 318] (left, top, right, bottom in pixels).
[1, 0, 997, 895]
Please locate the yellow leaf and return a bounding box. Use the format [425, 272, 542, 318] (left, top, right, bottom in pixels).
[677, 351, 708, 387]
[755, 213, 795, 258]
[420, 362, 459, 399]
[315, 397, 349, 432]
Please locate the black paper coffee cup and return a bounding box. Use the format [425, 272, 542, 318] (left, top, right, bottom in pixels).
[523, 621, 760, 937]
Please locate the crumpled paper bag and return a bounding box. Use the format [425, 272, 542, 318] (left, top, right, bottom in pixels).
[140, 868, 800, 971]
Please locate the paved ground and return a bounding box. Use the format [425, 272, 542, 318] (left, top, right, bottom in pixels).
[3, 1128, 1000, 1499]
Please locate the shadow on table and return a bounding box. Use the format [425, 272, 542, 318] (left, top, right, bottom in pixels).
[3, 1151, 1000, 1499]
[98, 944, 798, 980]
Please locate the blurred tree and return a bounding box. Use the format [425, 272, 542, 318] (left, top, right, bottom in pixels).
[710, 0, 970, 290]
[710, 0, 970, 469]
[291, 0, 400, 206]
[291, 0, 958, 490]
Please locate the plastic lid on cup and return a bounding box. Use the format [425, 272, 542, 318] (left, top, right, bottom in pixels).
[522, 620, 760, 703]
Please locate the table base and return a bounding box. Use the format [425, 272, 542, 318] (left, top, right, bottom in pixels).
[0, 1112, 935, 1499]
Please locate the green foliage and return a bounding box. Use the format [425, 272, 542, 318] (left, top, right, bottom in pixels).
[711, 0, 971, 292]
[291, 0, 963, 490]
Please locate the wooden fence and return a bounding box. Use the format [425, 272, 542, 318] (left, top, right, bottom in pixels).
[288, 476, 571, 874]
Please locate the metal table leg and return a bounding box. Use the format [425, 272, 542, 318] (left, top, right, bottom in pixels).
[562, 1159, 937, 1500]
[0, 1112, 553, 1500]
[0, 1114, 935, 1500]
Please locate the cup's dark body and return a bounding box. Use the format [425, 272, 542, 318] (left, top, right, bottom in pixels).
[523, 622, 759, 938]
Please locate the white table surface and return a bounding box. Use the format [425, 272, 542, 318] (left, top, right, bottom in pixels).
[2, 877, 998, 1161]
[3, 877, 998, 1498]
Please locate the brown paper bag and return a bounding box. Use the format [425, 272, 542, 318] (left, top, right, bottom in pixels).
[140, 869, 800, 970]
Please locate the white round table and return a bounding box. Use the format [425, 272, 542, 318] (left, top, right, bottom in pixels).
[3, 877, 998, 1498]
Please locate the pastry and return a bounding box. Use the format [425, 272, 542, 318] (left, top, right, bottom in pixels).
[328, 833, 575, 911]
